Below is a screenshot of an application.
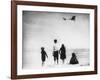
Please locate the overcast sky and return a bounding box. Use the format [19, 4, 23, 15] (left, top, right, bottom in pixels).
[23, 11, 90, 50]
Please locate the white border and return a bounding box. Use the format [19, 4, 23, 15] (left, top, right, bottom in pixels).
[17, 5, 95, 75]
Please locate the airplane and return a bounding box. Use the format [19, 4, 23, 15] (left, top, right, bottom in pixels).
[63, 16, 76, 21]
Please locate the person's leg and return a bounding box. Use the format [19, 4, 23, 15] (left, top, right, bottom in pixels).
[42, 61, 44, 66]
[42, 62, 43, 66]
[55, 51, 59, 64]
[62, 59, 64, 64]
[54, 56, 56, 64]
[57, 56, 59, 64]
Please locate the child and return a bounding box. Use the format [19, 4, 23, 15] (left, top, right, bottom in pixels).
[41, 47, 48, 66]
[53, 39, 59, 64]
[69, 52, 79, 64]
[59, 44, 66, 64]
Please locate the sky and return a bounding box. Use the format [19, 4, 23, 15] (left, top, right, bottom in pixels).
[22, 11, 90, 50]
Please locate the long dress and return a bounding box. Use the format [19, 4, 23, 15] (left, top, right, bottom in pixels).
[60, 46, 66, 60]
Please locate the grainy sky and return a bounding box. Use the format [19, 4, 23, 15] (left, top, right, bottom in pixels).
[22, 11, 90, 68]
[22, 11, 90, 50]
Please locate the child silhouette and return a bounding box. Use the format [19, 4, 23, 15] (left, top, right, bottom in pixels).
[59, 44, 66, 64]
[69, 52, 79, 64]
[41, 47, 48, 66]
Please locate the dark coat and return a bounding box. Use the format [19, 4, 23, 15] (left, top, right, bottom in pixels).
[59, 45, 66, 60]
[41, 50, 48, 62]
[69, 53, 79, 64]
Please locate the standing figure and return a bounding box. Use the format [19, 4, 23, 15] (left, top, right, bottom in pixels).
[53, 39, 59, 64]
[41, 47, 48, 66]
[59, 44, 66, 64]
[69, 52, 79, 64]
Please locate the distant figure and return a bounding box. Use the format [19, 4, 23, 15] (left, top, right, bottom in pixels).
[69, 52, 79, 64]
[41, 47, 48, 66]
[59, 44, 66, 64]
[53, 39, 59, 64]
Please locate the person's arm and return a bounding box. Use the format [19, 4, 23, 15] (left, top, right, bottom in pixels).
[59, 48, 61, 54]
[45, 52, 48, 58]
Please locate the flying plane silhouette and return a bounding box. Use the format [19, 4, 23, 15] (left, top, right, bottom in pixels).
[63, 16, 76, 21]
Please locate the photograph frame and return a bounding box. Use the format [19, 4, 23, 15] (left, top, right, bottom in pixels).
[11, 1, 97, 79]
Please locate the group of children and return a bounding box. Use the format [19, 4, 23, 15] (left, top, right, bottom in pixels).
[41, 39, 79, 66]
